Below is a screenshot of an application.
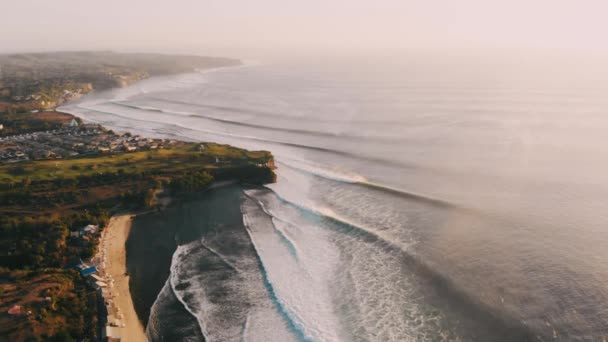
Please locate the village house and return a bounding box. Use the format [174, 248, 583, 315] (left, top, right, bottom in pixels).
[81, 224, 98, 235]
[102, 325, 122, 341]
[60, 119, 79, 129]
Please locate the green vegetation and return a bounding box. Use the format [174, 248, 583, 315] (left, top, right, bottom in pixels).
[170, 171, 214, 193]
[0, 138, 274, 341]
[0, 111, 78, 136]
[0, 268, 98, 341]
[0, 143, 273, 183]
[0, 142, 274, 269]
[0, 51, 251, 342]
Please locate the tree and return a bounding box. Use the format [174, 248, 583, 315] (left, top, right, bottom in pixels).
[50, 330, 75, 342]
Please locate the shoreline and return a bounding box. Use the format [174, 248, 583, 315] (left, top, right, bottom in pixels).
[56, 62, 250, 139]
[95, 214, 147, 342]
[0, 54, 279, 341]
[59, 62, 267, 340]
[128, 184, 247, 341]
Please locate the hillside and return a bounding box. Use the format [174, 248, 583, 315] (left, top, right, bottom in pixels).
[0, 51, 240, 112]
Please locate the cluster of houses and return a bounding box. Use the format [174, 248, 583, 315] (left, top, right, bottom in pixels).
[4, 83, 92, 108]
[92, 132, 170, 154]
[0, 148, 28, 163]
[0, 120, 174, 164]
[10, 94, 42, 102]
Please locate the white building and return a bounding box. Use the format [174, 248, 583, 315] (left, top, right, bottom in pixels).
[81, 224, 98, 235]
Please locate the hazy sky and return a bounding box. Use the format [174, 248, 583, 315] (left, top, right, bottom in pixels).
[2, 0, 607, 59]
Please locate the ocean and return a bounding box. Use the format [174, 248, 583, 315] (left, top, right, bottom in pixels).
[62, 58, 608, 341]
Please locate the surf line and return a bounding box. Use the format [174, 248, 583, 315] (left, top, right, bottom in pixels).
[240, 203, 315, 342]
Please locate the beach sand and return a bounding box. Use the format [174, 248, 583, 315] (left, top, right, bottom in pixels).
[103, 214, 147, 342]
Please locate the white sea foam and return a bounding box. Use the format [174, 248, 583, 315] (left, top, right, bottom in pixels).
[241, 192, 347, 341]
[277, 157, 367, 183]
[169, 242, 212, 340]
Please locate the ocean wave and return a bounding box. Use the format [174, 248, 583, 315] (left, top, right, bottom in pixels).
[71, 103, 440, 175]
[241, 191, 303, 260]
[146, 278, 206, 342]
[249, 187, 539, 341]
[276, 159, 459, 210]
[109, 100, 165, 112]
[73, 104, 415, 168]
[80, 102, 462, 214]
[240, 207, 314, 342]
[276, 157, 367, 183]
[251, 187, 414, 253]
[199, 240, 242, 273]
[108, 100, 411, 142]
[144, 96, 411, 125]
[169, 243, 211, 340]
[151, 184, 301, 342]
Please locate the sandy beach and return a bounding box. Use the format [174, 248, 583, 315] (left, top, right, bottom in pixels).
[99, 214, 147, 342]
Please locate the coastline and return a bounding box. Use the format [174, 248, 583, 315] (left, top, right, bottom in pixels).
[128, 185, 254, 341]
[57, 62, 249, 120]
[96, 214, 147, 342]
[126, 181, 242, 329]
[0, 55, 279, 341]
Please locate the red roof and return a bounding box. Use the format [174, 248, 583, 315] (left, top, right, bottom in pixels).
[8, 305, 22, 315]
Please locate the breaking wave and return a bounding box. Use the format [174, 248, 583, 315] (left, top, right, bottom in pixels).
[108, 100, 410, 142]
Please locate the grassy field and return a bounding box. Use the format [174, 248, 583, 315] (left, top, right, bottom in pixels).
[0, 143, 272, 183]
[0, 111, 77, 137]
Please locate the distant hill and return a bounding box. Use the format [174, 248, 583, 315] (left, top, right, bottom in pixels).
[0, 51, 240, 112]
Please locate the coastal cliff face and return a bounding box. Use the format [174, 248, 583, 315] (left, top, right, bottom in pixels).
[127, 185, 253, 342]
[210, 163, 277, 184]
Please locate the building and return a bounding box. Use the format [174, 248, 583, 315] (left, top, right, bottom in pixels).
[81, 224, 98, 235]
[80, 266, 98, 276]
[102, 326, 122, 341]
[93, 281, 108, 290]
[62, 119, 79, 128]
